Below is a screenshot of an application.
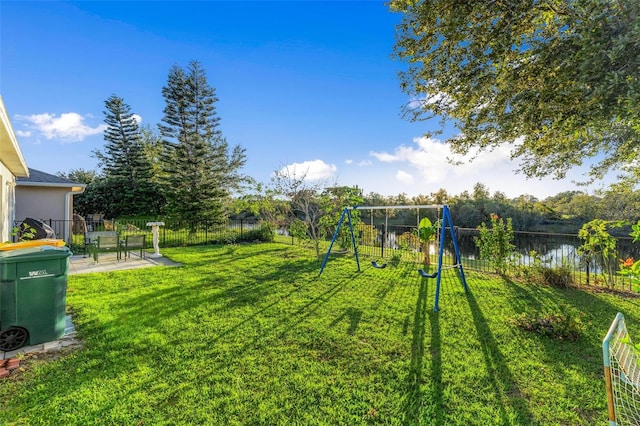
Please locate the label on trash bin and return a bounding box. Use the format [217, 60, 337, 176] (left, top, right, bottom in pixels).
[20, 269, 56, 280]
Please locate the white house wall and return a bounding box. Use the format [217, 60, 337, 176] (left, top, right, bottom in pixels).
[0, 163, 16, 242]
[0, 95, 29, 242]
[15, 186, 68, 223]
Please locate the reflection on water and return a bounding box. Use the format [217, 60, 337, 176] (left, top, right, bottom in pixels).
[365, 226, 639, 275]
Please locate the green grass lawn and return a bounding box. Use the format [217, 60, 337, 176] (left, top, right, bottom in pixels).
[1, 243, 639, 425]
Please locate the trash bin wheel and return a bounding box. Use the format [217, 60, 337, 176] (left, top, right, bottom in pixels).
[0, 327, 29, 352]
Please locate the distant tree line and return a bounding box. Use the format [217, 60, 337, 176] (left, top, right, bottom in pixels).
[355, 182, 640, 234]
[228, 178, 639, 248]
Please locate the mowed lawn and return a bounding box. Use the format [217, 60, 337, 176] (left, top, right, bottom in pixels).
[1, 243, 639, 425]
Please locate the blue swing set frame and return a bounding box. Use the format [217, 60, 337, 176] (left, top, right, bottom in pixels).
[319, 204, 468, 312]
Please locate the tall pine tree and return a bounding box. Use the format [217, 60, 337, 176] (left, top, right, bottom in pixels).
[97, 95, 163, 217]
[159, 60, 247, 226]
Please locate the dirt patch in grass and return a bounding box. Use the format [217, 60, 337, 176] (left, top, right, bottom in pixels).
[569, 284, 640, 298]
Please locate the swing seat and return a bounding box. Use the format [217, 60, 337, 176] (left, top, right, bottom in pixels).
[418, 269, 438, 278]
[371, 261, 387, 269]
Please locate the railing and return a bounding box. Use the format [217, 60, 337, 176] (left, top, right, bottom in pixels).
[14, 218, 639, 291]
[317, 223, 639, 291]
[14, 218, 266, 252]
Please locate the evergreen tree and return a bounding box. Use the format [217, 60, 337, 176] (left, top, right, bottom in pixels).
[97, 95, 162, 217]
[159, 60, 247, 226]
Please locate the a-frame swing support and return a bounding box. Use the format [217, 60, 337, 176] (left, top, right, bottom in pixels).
[431, 205, 468, 311]
[319, 204, 468, 312]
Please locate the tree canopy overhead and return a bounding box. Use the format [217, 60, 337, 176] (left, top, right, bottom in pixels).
[391, 0, 640, 181]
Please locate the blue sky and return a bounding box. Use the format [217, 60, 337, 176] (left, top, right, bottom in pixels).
[1, 1, 608, 199]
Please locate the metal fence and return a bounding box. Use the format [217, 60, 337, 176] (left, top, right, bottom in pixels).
[13, 217, 640, 291]
[319, 222, 639, 291]
[14, 217, 264, 252]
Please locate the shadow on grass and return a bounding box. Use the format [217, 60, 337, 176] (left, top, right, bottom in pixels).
[169, 243, 301, 269]
[220, 257, 322, 308]
[500, 276, 640, 424]
[402, 276, 444, 425]
[237, 271, 363, 353]
[428, 309, 443, 425]
[366, 261, 417, 310]
[503, 276, 640, 362]
[466, 288, 535, 425]
[503, 276, 640, 328]
[114, 256, 329, 339]
[330, 307, 363, 335]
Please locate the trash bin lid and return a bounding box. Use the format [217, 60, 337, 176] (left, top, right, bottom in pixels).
[0, 239, 66, 251]
[0, 245, 71, 261]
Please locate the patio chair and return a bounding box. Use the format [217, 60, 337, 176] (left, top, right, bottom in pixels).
[121, 234, 146, 260]
[92, 235, 120, 262]
[84, 230, 118, 257]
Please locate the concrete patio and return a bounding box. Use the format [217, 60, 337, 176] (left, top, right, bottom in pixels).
[68, 252, 181, 275]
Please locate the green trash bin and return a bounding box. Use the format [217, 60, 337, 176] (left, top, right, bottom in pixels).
[0, 245, 72, 352]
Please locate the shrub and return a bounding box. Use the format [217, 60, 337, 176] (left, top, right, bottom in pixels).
[577, 219, 624, 287]
[474, 214, 515, 275]
[515, 250, 574, 288]
[256, 222, 275, 243]
[539, 265, 573, 288]
[289, 219, 309, 244]
[239, 222, 275, 243]
[397, 231, 419, 252]
[418, 217, 437, 265]
[11, 223, 36, 242]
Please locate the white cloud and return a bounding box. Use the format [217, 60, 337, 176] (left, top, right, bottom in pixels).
[353, 134, 608, 199]
[133, 114, 142, 125]
[370, 136, 515, 184]
[396, 170, 414, 184]
[278, 159, 337, 181]
[15, 112, 107, 142]
[370, 151, 398, 162]
[16, 130, 32, 137]
[358, 159, 372, 167]
[345, 159, 353, 165]
[363, 136, 526, 194]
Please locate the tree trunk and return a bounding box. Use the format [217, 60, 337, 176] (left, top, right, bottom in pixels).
[585, 260, 590, 286]
[423, 241, 431, 265]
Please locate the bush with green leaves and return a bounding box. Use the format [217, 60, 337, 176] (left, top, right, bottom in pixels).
[474, 213, 515, 275]
[288, 218, 309, 245]
[540, 265, 573, 289]
[577, 219, 624, 287]
[418, 217, 437, 265]
[397, 231, 419, 252]
[10, 223, 36, 242]
[262, 222, 276, 242]
[518, 250, 573, 288]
